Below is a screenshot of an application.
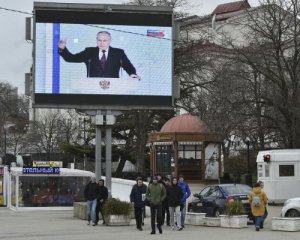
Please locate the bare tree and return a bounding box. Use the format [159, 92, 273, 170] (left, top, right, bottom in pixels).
[8, 96, 30, 156]
[0, 82, 29, 159]
[28, 111, 67, 160]
[127, 0, 156, 6]
[128, 0, 189, 18]
[113, 109, 174, 176]
[58, 110, 82, 144]
[223, 0, 300, 148]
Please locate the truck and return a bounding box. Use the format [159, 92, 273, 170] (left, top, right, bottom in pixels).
[256, 149, 300, 204]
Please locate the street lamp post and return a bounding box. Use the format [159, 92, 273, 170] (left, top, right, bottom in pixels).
[4, 126, 7, 165]
[79, 117, 88, 170]
[83, 118, 87, 170]
[246, 140, 250, 173]
[245, 139, 252, 187]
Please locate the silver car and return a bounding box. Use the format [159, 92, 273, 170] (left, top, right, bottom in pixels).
[281, 198, 300, 217]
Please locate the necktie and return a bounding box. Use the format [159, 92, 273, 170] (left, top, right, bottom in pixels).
[100, 50, 106, 70]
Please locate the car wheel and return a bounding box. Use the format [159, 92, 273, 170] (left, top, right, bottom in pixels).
[214, 208, 220, 217]
[285, 209, 300, 217]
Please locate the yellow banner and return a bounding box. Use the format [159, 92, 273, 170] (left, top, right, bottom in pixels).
[32, 161, 62, 167]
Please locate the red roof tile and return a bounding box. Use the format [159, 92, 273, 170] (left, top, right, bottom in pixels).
[212, 0, 251, 15]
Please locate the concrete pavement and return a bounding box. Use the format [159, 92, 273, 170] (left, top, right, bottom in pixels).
[0, 206, 299, 240]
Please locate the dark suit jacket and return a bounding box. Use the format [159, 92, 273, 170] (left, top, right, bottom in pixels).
[59, 46, 136, 78]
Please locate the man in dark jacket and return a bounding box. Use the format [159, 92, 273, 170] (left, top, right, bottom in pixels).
[96, 179, 108, 225]
[146, 176, 166, 234]
[58, 31, 140, 79]
[84, 177, 100, 226]
[178, 174, 191, 227]
[130, 177, 147, 231]
[167, 177, 184, 231]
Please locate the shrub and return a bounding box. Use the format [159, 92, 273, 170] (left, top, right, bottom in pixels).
[224, 200, 245, 216]
[102, 198, 132, 216]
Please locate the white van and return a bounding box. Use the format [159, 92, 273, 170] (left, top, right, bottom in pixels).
[256, 149, 300, 204]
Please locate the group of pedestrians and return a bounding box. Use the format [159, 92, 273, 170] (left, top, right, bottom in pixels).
[84, 175, 268, 233]
[84, 177, 108, 226]
[130, 174, 191, 234]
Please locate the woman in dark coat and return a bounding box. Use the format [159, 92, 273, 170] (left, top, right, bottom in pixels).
[167, 177, 184, 231]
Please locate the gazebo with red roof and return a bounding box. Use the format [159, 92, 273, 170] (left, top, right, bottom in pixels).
[148, 114, 223, 182]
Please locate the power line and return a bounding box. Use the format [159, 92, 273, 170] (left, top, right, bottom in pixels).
[0, 6, 33, 15]
[0, 6, 181, 43]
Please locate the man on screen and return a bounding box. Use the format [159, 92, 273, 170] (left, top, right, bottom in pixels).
[58, 31, 141, 79]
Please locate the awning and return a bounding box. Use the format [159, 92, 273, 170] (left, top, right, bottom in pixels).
[178, 141, 202, 145]
[153, 142, 173, 145]
[10, 167, 95, 177]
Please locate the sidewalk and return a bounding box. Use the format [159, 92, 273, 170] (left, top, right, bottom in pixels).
[0, 206, 299, 240]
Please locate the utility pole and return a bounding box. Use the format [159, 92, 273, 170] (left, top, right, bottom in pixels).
[4, 126, 7, 165]
[245, 140, 252, 187]
[83, 118, 87, 170]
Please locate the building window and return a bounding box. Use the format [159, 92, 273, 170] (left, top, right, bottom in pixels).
[279, 165, 294, 177]
[178, 144, 202, 180]
[258, 164, 263, 178]
[265, 164, 270, 177]
[155, 145, 173, 176]
[178, 145, 201, 167]
[19, 176, 89, 207]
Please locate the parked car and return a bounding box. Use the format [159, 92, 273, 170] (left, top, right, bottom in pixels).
[281, 197, 300, 217]
[188, 184, 253, 219]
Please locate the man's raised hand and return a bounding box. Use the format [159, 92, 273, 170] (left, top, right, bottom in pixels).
[58, 39, 67, 50]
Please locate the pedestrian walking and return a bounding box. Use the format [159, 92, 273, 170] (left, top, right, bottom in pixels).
[167, 177, 184, 231]
[156, 174, 170, 226]
[96, 179, 108, 225]
[258, 180, 268, 228]
[249, 182, 268, 231]
[178, 174, 191, 228]
[130, 177, 147, 231]
[162, 177, 171, 226]
[146, 176, 166, 234]
[84, 177, 100, 226]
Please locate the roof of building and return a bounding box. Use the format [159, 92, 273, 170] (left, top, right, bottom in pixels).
[212, 0, 251, 15]
[176, 14, 211, 28]
[160, 113, 209, 133]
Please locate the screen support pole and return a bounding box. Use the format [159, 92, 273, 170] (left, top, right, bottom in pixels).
[105, 119, 112, 198]
[95, 124, 102, 181]
[78, 109, 121, 199]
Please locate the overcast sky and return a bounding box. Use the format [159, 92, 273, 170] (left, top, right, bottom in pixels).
[0, 0, 259, 94]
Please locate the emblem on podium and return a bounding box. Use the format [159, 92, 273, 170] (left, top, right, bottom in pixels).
[99, 80, 110, 90]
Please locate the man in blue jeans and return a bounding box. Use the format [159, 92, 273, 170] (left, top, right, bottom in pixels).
[178, 174, 191, 227]
[84, 177, 100, 226]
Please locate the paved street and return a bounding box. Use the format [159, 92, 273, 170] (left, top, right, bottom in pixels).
[0, 206, 299, 240]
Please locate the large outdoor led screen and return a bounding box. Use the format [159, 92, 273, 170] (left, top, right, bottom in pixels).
[33, 4, 173, 108]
